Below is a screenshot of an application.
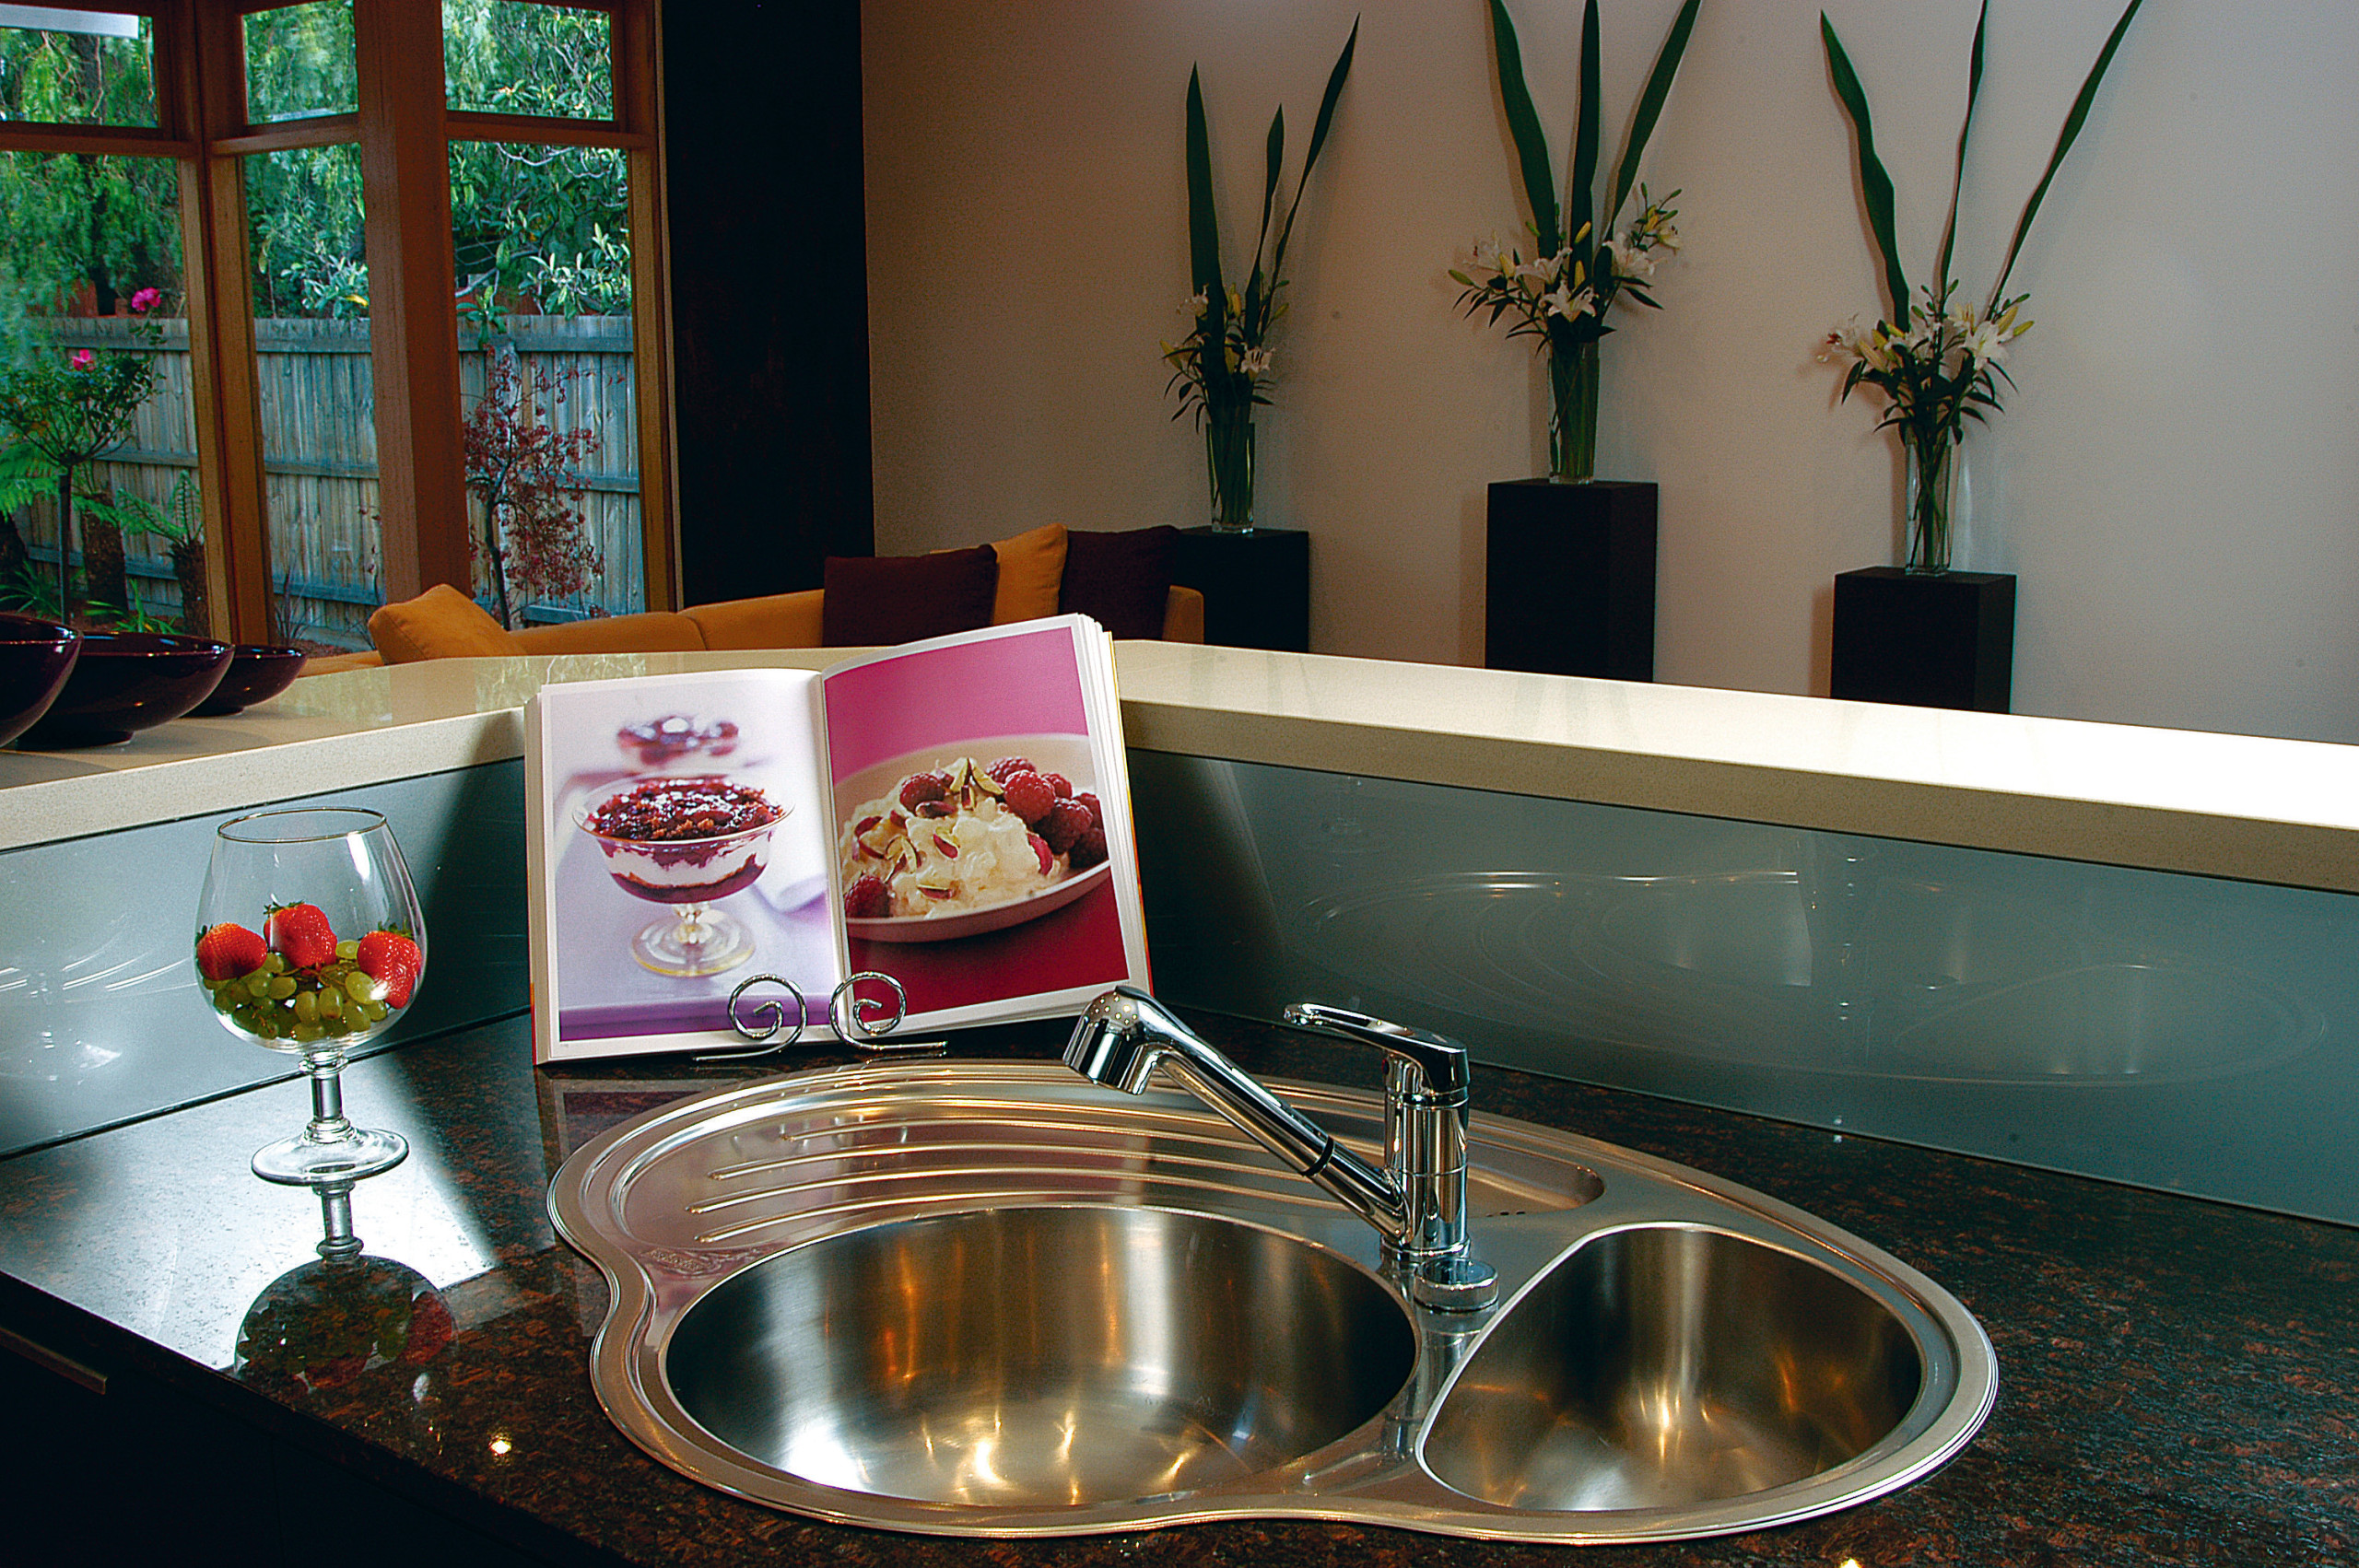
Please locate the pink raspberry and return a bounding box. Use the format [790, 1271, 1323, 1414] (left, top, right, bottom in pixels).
[898, 770, 951, 811]
[1069, 823, 1108, 869]
[844, 874, 891, 919]
[1000, 770, 1055, 825]
[1075, 791, 1102, 827]
[1027, 832, 1053, 874]
[1041, 772, 1073, 798]
[1041, 798, 1092, 855]
[986, 756, 1036, 786]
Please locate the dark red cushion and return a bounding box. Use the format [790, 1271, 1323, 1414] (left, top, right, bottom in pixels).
[1059, 526, 1179, 639]
[821, 545, 999, 646]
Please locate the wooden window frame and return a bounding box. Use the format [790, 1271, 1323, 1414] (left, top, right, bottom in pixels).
[0, 0, 674, 642]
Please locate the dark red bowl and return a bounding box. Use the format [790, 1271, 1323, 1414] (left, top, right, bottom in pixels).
[192, 643, 307, 716]
[0, 614, 81, 748]
[14, 631, 232, 748]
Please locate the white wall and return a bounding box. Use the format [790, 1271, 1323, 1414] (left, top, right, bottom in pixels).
[862, 1, 2359, 743]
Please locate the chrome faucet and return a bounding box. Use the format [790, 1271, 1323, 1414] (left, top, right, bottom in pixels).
[1064, 986, 1497, 1310]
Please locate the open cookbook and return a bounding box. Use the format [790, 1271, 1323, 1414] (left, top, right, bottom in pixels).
[522, 614, 1150, 1062]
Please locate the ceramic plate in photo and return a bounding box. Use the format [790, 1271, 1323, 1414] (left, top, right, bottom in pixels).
[835, 735, 1107, 943]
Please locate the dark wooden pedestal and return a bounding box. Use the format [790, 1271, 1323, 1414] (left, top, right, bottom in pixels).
[1485, 479, 1657, 682]
[1830, 567, 2017, 712]
[1171, 526, 1310, 652]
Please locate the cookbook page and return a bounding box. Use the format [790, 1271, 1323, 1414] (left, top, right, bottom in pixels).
[817, 615, 1149, 1033]
[526, 667, 838, 1062]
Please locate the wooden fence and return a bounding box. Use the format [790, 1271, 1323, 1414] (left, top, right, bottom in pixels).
[23, 314, 642, 647]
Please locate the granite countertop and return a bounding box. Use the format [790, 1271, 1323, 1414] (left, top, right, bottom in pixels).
[2, 1008, 2353, 1566]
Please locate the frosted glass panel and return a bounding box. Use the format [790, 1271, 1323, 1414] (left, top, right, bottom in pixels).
[1133, 753, 2359, 1224]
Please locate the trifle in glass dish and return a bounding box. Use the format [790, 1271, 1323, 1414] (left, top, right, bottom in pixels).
[578, 775, 785, 976]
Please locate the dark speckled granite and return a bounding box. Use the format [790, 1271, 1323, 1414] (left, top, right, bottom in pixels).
[3, 1008, 2354, 1566]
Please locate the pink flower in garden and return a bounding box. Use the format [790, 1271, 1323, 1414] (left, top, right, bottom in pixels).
[129, 287, 162, 314]
[70, 349, 94, 369]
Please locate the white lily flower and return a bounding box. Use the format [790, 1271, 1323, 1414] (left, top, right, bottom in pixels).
[1543, 284, 1597, 322]
[1606, 236, 1658, 280]
[1239, 346, 1273, 378]
[1184, 291, 1207, 316]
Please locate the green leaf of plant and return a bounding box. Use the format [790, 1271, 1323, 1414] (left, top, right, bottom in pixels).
[1932, 0, 1987, 295]
[1183, 66, 1226, 322]
[1486, 0, 1558, 255]
[1821, 12, 1910, 320]
[1244, 105, 1285, 336]
[1605, 0, 1704, 228]
[1269, 17, 1358, 299]
[1989, 0, 2142, 304]
[1566, 0, 1603, 252]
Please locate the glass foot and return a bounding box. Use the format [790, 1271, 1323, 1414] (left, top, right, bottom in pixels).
[632, 906, 754, 977]
[252, 1126, 409, 1187]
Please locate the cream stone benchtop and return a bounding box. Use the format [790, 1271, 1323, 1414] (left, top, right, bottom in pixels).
[4, 643, 2357, 895]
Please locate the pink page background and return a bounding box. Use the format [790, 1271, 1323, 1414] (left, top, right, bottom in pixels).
[822, 625, 1088, 783]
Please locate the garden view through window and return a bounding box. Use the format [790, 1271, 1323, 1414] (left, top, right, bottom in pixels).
[0, 1, 651, 653]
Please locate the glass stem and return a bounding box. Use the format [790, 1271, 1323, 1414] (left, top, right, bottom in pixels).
[316, 1179, 362, 1261]
[306, 1054, 355, 1145]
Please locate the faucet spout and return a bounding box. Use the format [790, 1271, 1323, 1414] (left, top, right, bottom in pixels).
[1066, 988, 1406, 1244]
[1064, 988, 1496, 1310]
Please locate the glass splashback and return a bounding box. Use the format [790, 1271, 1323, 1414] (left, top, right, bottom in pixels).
[1133, 752, 2359, 1225]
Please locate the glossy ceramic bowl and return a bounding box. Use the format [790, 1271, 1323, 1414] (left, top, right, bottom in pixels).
[0, 614, 81, 747]
[192, 643, 306, 716]
[15, 631, 232, 748]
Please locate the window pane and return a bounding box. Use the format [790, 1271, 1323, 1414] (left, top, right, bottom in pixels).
[246, 144, 378, 651]
[452, 140, 636, 626]
[0, 9, 154, 127]
[243, 2, 356, 124]
[0, 150, 197, 633]
[442, 1, 612, 119]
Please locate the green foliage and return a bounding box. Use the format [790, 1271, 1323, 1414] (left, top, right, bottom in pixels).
[1482, 0, 1703, 287]
[1164, 19, 1357, 426]
[0, 5, 628, 324]
[1820, 0, 2145, 322]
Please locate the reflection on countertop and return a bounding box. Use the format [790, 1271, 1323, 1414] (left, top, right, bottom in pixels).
[1, 1010, 2353, 1566]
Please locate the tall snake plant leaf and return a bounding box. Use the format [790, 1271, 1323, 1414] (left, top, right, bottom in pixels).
[1989, 0, 2143, 304]
[1266, 16, 1360, 298]
[1485, 0, 1559, 255]
[1566, 0, 1602, 248]
[1820, 12, 1911, 320]
[1243, 107, 1286, 340]
[1184, 67, 1225, 327]
[1931, 1, 1988, 302]
[1604, 0, 1705, 230]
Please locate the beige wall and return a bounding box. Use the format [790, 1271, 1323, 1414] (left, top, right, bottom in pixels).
[862, 1, 2359, 743]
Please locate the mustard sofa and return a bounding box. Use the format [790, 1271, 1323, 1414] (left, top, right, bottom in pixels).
[299, 523, 1204, 676]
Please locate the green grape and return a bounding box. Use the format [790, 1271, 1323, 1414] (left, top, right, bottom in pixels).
[267, 975, 298, 1000]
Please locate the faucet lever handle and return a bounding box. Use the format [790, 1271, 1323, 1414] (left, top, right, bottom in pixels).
[1283, 1003, 1470, 1101]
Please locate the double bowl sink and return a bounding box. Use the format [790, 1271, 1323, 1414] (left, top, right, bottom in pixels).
[549, 1059, 1994, 1542]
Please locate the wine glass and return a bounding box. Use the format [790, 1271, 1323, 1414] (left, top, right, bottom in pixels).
[196, 807, 426, 1186]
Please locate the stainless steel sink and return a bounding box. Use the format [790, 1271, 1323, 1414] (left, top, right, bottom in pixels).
[550, 1059, 1993, 1541]
[665, 1206, 1416, 1507]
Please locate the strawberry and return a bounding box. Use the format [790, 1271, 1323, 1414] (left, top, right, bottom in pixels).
[195, 921, 267, 981]
[263, 903, 337, 969]
[355, 930, 424, 1008]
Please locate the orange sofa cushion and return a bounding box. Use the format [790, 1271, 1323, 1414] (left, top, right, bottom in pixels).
[508, 611, 705, 655]
[367, 583, 522, 662]
[685, 589, 826, 650]
[986, 521, 1068, 624]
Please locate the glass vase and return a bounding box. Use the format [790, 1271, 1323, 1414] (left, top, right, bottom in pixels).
[1901, 428, 1959, 576]
[1205, 403, 1255, 532]
[1547, 339, 1601, 484]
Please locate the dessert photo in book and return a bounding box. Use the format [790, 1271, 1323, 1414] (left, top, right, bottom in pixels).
[524, 616, 1151, 1062]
